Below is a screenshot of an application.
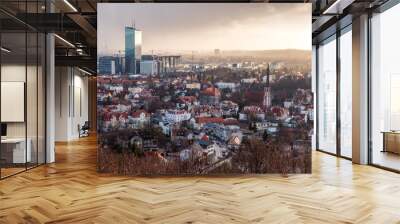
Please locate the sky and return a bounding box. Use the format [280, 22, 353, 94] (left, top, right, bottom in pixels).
[97, 3, 311, 55]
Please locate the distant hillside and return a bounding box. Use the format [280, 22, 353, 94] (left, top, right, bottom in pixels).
[224, 49, 309, 57]
[180, 49, 311, 64]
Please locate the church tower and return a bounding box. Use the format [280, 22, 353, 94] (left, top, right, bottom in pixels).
[263, 63, 272, 110]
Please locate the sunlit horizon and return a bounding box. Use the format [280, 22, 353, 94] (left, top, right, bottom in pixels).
[98, 3, 311, 55]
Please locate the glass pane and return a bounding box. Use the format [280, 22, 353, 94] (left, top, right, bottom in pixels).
[317, 37, 337, 154]
[371, 4, 400, 171]
[312, 45, 317, 150]
[340, 29, 352, 158]
[1, 31, 27, 177]
[27, 31, 38, 169]
[0, 1, 46, 178]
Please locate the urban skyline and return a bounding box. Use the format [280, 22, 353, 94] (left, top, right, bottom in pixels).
[97, 3, 311, 55]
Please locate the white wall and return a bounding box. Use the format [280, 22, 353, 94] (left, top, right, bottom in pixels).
[55, 67, 89, 141]
[72, 73, 89, 138]
[55, 67, 73, 141]
[1, 63, 46, 164]
[1, 65, 39, 137]
[1, 65, 26, 139]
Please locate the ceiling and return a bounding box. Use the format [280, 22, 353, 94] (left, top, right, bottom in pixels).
[0, 0, 391, 73]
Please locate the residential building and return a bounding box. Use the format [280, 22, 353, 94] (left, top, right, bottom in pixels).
[165, 109, 191, 123]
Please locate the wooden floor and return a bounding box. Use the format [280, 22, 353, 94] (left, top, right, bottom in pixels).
[372, 150, 400, 171]
[1, 136, 400, 224]
[1, 167, 26, 178]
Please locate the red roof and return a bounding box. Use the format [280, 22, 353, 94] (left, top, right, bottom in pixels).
[245, 91, 263, 102]
[179, 96, 197, 103]
[271, 106, 285, 116]
[131, 110, 149, 118]
[223, 118, 239, 125]
[103, 113, 112, 121]
[120, 113, 128, 119]
[201, 135, 209, 141]
[196, 117, 224, 124]
[202, 86, 221, 97]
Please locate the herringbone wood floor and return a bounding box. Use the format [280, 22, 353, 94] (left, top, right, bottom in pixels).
[1, 135, 400, 224]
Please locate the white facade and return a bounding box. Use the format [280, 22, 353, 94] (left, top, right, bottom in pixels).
[165, 110, 191, 123]
[239, 113, 248, 121]
[215, 82, 237, 90]
[284, 101, 293, 108]
[55, 67, 89, 141]
[140, 60, 157, 75]
[131, 112, 150, 128]
[186, 83, 201, 89]
[241, 78, 257, 84]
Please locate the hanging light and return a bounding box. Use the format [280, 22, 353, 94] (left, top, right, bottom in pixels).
[63, 0, 78, 12]
[54, 34, 75, 48]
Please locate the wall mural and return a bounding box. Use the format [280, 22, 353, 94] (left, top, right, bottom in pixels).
[97, 3, 313, 175]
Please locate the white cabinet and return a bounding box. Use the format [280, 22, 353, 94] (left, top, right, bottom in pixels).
[1, 138, 32, 163]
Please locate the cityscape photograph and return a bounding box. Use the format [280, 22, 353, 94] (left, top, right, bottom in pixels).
[97, 3, 313, 175]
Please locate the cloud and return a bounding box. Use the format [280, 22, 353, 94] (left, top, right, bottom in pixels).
[97, 3, 311, 54]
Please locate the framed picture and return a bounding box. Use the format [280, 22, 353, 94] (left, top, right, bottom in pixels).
[97, 3, 312, 175]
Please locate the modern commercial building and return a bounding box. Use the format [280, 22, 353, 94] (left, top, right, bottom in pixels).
[0, 0, 400, 223]
[98, 56, 116, 74]
[140, 55, 158, 75]
[125, 26, 142, 74]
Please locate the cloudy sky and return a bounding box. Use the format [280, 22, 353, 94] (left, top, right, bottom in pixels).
[97, 3, 311, 55]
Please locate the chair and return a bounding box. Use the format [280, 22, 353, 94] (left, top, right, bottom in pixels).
[79, 121, 90, 138]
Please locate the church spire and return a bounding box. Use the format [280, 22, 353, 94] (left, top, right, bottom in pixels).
[266, 63, 270, 87]
[263, 63, 272, 110]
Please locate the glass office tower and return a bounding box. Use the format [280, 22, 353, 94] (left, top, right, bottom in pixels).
[125, 27, 142, 74]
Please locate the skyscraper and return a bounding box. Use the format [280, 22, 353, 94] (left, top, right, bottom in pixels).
[125, 26, 142, 74]
[98, 56, 116, 74]
[140, 55, 158, 75]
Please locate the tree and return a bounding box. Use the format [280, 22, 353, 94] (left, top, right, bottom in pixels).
[146, 99, 163, 113]
[232, 138, 272, 173]
[263, 130, 269, 141]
